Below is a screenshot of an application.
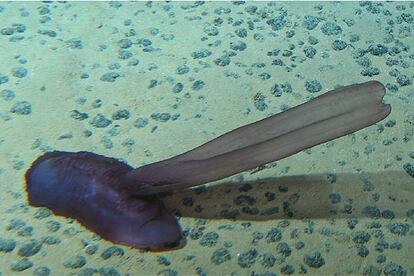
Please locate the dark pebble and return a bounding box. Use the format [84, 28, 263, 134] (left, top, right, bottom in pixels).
[157, 256, 171, 266]
[211, 248, 231, 265]
[362, 205, 381, 218]
[118, 38, 132, 49]
[281, 264, 295, 274]
[65, 39, 83, 49]
[304, 46, 317, 58]
[191, 49, 212, 59]
[34, 207, 52, 219]
[238, 249, 258, 268]
[12, 67, 28, 78]
[368, 44, 388, 56]
[151, 112, 171, 122]
[261, 253, 276, 268]
[332, 40, 347, 51]
[100, 72, 120, 82]
[403, 163, 414, 177]
[276, 242, 291, 257]
[328, 193, 341, 203]
[352, 231, 371, 244]
[41, 236, 61, 245]
[321, 22, 342, 36]
[172, 82, 184, 93]
[303, 252, 325, 268]
[199, 232, 219, 247]
[386, 222, 410, 236]
[45, 220, 61, 232]
[63, 255, 87, 269]
[302, 15, 320, 30]
[357, 246, 369, 257]
[0, 238, 16, 253]
[112, 109, 130, 120]
[10, 101, 32, 115]
[305, 80, 322, 93]
[214, 56, 230, 66]
[101, 246, 124, 259]
[266, 228, 282, 243]
[134, 117, 148, 128]
[33, 266, 51, 276]
[383, 262, 407, 276]
[192, 80, 205, 90]
[18, 239, 42, 257]
[70, 110, 89, 120]
[1, 89, 15, 101]
[381, 209, 395, 219]
[90, 114, 112, 128]
[10, 258, 33, 271]
[78, 268, 98, 276]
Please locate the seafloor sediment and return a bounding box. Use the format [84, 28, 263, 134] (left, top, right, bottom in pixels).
[0, 1, 413, 275]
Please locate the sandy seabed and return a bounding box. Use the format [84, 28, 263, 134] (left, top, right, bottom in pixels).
[0, 1, 413, 276]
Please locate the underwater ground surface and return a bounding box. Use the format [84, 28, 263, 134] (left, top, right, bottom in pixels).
[0, 1, 413, 275]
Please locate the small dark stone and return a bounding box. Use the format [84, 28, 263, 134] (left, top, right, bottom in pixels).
[10, 101, 32, 115]
[302, 15, 320, 30]
[362, 206, 381, 218]
[101, 246, 124, 260]
[112, 109, 130, 120]
[321, 22, 342, 36]
[191, 49, 212, 59]
[70, 110, 89, 120]
[192, 80, 205, 90]
[18, 239, 42, 257]
[0, 238, 16, 252]
[357, 246, 369, 257]
[199, 232, 219, 247]
[352, 231, 371, 244]
[63, 255, 87, 269]
[332, 40, 347, 51]
[276, 242, 291, 257]
[261, 253, 276, 268]
[33, 266, 51, 276]
[381, 209, 395, 219]
[383, 262, 407, 276]
[403, 163, 414, 177]
[1, 89, 15, 101]
[305, 80, 322, 93]
[34, 207, 52, 219]
[157, 256, 171, 266]
[230, 41, 247, 51]
[177, 65, 190, 75]
[66, 39, 83, 49]
[134, 117, 148, 128]
[46, 220, 61, 232]
[214, 56, 230, 66]
[368, 44, 388, 56]
[151, 112, 171, 122]
[386, 222, 410, 236]
[238, 249, 258, 268]
[118, 38, 132, 49]
[303, 252, 325, 268]
[10, 258, 33, 271]
[304, 46, 317, 58]
[100, 72, 120, 82]
[12, 67, 28, 78]
[328, 193, 341, 203]
[266, 228, 282, 243]
[211, 248, 231, 265]
[172, 82, 184, 93]
[90, 114, 112, 128]
[281, 264, 295, 274]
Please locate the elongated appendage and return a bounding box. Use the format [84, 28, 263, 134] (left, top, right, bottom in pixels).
[124, 80, 391, 195]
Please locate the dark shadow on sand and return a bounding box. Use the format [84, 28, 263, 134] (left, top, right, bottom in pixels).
[161, 171, 412, 221]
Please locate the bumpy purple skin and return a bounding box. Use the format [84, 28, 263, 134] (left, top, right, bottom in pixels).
[25, 151, 184, 251]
